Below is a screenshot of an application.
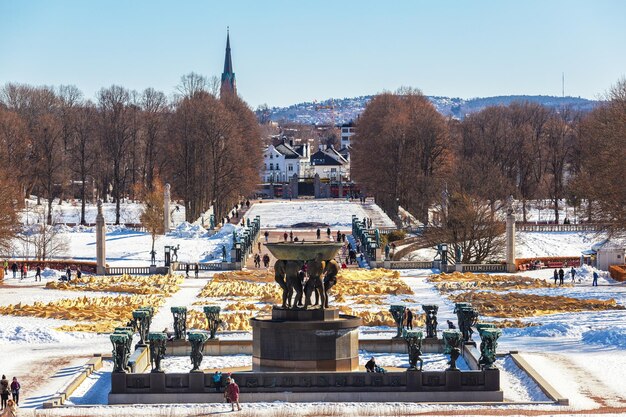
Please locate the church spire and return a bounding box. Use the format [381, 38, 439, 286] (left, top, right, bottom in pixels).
[220, 27, 236, 97]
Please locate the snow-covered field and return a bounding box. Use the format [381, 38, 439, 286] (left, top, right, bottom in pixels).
[244, 200, 395, 229]
[3, 199, 626, 415]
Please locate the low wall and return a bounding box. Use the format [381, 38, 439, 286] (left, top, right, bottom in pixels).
[379, 260, 434, 270]
[166, 339, 252, 356]
[164, 338, 447, 356]
[128, 346, 150, 373]
[109, 369, 501, 404]
[43, 355, 103, 408]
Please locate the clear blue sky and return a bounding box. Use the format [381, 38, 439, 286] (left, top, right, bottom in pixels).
[1, 0, 625, 108]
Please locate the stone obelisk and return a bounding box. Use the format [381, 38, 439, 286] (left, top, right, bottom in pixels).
[506, 212, 516, 273]
[164, 183, 171, 233]
[96, 200, 106, 275]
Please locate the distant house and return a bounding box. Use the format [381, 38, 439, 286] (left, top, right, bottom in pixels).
[309, 145, 350, 181]
[581, 240, 626, 271]
[261, 139, 310, 183]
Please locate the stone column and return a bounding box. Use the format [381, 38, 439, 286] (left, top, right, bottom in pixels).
[506, 213, 516, 273]
[96, 200, 106, 275]
[164, 183, 171, 233]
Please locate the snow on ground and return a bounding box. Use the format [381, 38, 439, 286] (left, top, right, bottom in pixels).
[244, 200, 395, 229]
[20, 197, 186, 226]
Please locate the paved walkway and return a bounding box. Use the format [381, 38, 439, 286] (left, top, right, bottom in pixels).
[151, 275, 213, 331]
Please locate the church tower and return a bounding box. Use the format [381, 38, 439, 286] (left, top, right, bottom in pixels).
[220, 28, 236, 97]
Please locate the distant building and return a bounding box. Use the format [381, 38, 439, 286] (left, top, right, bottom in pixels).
[310, 145, 350, 181]
[261, 139, 310, 183]
[340, 121, 355, 149]
[220, 28, 236, 97]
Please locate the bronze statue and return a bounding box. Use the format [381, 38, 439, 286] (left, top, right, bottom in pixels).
[477, 325, 501, 370]
[203, 306, 222, 339]
[389, 305, 406, 338]
[454, 303, 478, 343]
[322, 259, 339, 308]
[171, 306, 187, 340]
[443, 330, 463, 371]
[132, 310, 150, 347]
[148, 332, 167, 373]
[188, 332, 208, 372]
[274, 260, 304, 309]
[110, 333, 129, 373]
[304, 254, 326, 310]
[422, 305, 439, 339]
[403, 330, 424, 371]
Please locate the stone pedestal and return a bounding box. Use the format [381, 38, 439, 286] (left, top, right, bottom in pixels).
[251, 307, 361, 372]
[506, 213, 516, 273]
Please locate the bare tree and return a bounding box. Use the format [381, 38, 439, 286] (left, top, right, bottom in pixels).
[20, 223, 69, 261]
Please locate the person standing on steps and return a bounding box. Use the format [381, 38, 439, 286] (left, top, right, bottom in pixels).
[405, 308, 413, 330]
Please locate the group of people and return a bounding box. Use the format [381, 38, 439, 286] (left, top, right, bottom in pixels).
[61, 267, 82, 282]
[552, 267, 575, 285]
[184, 263, 200, 278]
[0, 375, 20, 415]
[212, 372, 241, 412]
[253, 253, 270, 269]
[4, 261, 44, 281]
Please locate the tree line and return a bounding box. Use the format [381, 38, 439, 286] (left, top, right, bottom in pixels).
[351, 81, 626, 262]
[0, 73, 262, 228]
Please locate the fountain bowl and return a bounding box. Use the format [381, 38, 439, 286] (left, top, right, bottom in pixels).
[264, 242, 342, 261]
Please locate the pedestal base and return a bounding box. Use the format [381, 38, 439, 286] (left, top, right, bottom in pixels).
[251, 308, 361, 372]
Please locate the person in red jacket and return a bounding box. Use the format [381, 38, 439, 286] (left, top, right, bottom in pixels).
[224, 377, 241, 411]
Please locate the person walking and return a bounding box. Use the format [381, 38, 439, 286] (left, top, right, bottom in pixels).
[21, 264, 27, 280]
[326, 228, 331, 239]
[194, 263, 199, 278]
[593, 271, 599, 286]
[558, 268, 564, 286]
[66, 267, 72, 282]
[185, 264, 190, 277]
[35, 265, 42, 282]
[553, 269, 558, 285]
[257, 241, 261, 252]
[262, 254, 270, 269]
[283, 232, 288, 242]
[224, 377, 241, 411]
[9, 378, 19, 406]
[289, 231, 293, 242]
[570, 267, 576, 283]
[3, 260, 7, 275]
[0, 375, 9, 410]
[316, 228, 321, 240]
[10, 263, 17, 279]
[264, 231, 269, 243]
[405, 308, 413, 330]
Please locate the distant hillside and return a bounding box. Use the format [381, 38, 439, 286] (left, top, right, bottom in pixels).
[261, 95, 598, 125]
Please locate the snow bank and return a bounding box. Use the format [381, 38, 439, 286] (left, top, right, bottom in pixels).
[504, 322, 582, 338]
[169, 222, 208, 239]
[497, 356, 550, 402]
[581, 328, 626, 349]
